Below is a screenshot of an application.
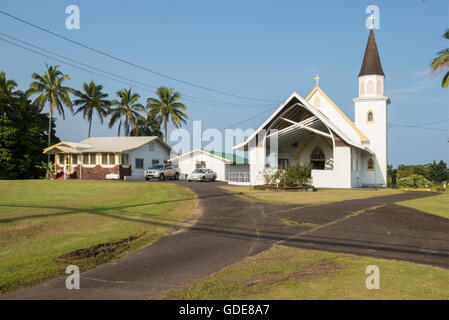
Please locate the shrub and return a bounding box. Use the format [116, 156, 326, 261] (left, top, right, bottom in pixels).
[398, 174, 431, 189]
[262, 163, 312, 187]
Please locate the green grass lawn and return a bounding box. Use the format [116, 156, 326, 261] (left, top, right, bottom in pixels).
[0, 180, 196, 294]
[397, 191, 449, 219]
[221, 186, 403, 206]
[162, 245, 449, 300]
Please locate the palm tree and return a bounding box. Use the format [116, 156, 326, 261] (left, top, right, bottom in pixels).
[130, 113, 163, 137]
[431, 28, 449, 88]
[73, 81, 111, 138]
[108, 88, 144, 136]
[0, 71, 20, 116]
[27, 65, 74, 159]
[146, 87, 188, 142]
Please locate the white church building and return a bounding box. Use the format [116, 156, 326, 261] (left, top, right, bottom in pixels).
[233, 28, 389, 188]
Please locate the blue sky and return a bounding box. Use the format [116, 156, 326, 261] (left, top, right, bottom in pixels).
[0, 0, 448, 166]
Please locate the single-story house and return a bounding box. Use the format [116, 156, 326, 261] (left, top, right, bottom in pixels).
[43, 136, 174, 180]
[168, 149, 249, 183]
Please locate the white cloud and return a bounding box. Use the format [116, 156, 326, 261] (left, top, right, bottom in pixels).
[387, 79, 437, 96]
[415, 69, 432, 77]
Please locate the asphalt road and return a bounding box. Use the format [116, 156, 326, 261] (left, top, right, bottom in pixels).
[3, 181, 447, 300]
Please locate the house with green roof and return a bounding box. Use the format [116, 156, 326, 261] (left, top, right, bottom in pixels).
[168, 149, 249, 183]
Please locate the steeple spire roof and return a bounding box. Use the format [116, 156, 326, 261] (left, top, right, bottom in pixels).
[359, 29, 385, 77]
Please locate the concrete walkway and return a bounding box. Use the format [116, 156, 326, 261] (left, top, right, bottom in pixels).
[3, 182, 447, 299]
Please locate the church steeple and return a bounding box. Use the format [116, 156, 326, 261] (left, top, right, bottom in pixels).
[359, 29, 385, 77]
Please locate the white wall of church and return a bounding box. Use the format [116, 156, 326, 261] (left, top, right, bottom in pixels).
[312, 146, 352, 188]
[249, 145, 266, 186]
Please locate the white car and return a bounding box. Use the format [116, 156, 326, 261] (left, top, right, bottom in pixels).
[187, 169, 217, 182]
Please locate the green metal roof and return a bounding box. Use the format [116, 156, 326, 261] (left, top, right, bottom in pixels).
[206, 150, 248, 164]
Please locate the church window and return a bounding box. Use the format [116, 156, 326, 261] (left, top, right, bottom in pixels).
[359, 81, 365, 95]
[367, 110, 374, 123]
[367, 158, 375, 171]
[377, 80, 383, 95]
[278, 159, 289, 169]
[310, 147, 325, 170]
[367, 80, 374, 94]
[314, 96, 320, 107]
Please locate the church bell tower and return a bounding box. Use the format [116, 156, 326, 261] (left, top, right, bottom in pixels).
[353, 22, 389, 187]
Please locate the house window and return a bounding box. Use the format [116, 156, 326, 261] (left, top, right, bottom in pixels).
[196, 161, 206, 169]
[102, 153, 108, 165]
[83, 153, 96, 165]
[102, 153, 115, 165]
[367, 111, 374, 123]
[278, 159, 289, 169]
[121, 153, 129, 166]
[89, 153, 96, 165]
[367, 158, 375, 171]
[135, 158, 144, 169]
[359, 81, 365, 95]
[149, 143, 155, 151]
[310, 147, 325, 170]
[71, 154, 78, 165]
[59, 154, 65, 165]
[152, 159, 159, 166]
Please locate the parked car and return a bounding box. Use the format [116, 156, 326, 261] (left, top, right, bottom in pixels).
[145, 164, 180, 181]
[187, 168, 217, 182]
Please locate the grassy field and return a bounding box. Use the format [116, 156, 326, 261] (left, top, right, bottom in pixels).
[221, 186, 403, 206]
[397, 191, 448, 219]
[0, 180, 196, 294]
[163, 245, 449, 300]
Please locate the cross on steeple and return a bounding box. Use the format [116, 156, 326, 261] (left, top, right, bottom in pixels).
[314, 74, 321, 86]
[368, 15, 375, 30]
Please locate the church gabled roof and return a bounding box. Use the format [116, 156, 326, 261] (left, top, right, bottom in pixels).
[305, 86, 368, 142]
[359, 29, 385, 77]
[233, 92, 373, 155]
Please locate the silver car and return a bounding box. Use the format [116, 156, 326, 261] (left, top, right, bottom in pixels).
[145, 164, 180, 181]
[187, 169, 217, 182]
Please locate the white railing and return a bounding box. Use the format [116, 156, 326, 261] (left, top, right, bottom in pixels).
[228, 172, 250, 183]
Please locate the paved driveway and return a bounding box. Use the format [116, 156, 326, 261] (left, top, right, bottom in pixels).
[3, 182, 448, 299]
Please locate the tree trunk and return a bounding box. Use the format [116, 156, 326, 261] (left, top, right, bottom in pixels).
[48, 110, 52, 163]
[164, 115, 168, 142]
[88, 119, 92, 138]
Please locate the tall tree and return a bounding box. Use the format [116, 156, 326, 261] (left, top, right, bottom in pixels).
[27, 65, 73, 160]
[146, 87, 188, 142]
[108, 88, 144, 136]
[130, 112, 163, 138]
[73, 81, 111, 138]
[0, 72, 60, 179]
[0, 71, 20, 116]
[431, 28, 449, 88]
[427, 160, 448, 183]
